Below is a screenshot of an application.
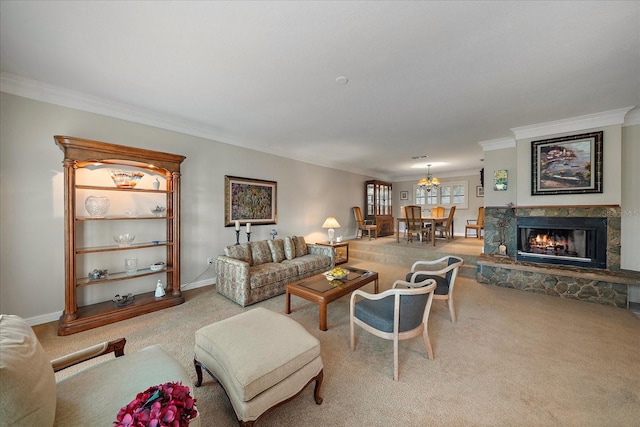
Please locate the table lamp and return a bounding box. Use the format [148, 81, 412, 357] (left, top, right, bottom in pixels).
[322, 217, 341, 244]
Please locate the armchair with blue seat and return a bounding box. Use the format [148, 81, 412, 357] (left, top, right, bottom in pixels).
[349, 277, 437, 381]
[406, 255, 464, 323]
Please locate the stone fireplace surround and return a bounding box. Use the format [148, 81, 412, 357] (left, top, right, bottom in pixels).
[477, 205, 639, 309]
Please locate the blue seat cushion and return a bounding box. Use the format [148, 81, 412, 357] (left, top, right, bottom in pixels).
[405, 274, 449, 295]
[354, 293, 428, 333]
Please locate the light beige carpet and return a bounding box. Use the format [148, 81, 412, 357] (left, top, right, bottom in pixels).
[34, 259, 640, 426]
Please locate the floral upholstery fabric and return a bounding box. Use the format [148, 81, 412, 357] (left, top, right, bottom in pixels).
[250, 241, 273, 265]
[225, 243, 252, 266]
[248, 262, 299, 290]
[284, 236, 296, 260]
[293, 236, 308, 257]
[216, 238, 335, 307]
[267, 239, 286, 263]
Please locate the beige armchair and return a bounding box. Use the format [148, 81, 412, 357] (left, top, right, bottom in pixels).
[350, 278, 437, 381]
[0, 314, 200, 427]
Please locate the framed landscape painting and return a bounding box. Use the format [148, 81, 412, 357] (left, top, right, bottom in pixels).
[224, 176, 277, 226]
[531, 131, 603, 195]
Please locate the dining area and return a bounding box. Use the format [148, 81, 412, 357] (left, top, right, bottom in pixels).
[396, 205, 455, 246]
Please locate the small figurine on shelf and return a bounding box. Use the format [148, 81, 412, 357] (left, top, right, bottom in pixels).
[155, 280, 165, 298]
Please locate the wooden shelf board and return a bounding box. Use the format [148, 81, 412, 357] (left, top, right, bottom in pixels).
[57, 291, 184, 336]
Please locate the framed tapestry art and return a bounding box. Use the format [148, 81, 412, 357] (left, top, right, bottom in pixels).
[531, 131, 603, 195]
[224, 176, 277, 226]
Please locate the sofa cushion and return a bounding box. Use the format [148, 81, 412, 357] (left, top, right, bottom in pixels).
[293, 236, 308, 257]
[284, 254, 332, 276]
[225, 243, 252, 266]
[284, 236, 296, 260]
[250, 241, 273, 265]
[249, 262, 299, 290]
[267, 239, 286, 263]
[0, 314, 56, 427]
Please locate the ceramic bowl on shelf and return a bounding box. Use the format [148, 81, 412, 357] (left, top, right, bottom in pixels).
[150, 262, 165, 271]
[151, 206, 166, 217]
[110, 170, 144, 188]
[114, 233, 135, 247]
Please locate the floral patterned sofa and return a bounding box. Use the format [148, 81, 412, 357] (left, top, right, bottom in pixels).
[215, 236, 334, 306]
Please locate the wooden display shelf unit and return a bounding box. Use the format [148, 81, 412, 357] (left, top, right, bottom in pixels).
[55, 135, 186, 335]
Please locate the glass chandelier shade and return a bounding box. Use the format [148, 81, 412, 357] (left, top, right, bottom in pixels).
[417, 164, 440, 192]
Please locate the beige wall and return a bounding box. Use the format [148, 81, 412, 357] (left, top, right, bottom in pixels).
[515, 125, 622, 207]
[0, 93, 372, 323]
[621, 124, 640, 301]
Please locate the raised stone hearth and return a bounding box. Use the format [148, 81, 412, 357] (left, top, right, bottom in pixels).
[477, 205, 635, 308]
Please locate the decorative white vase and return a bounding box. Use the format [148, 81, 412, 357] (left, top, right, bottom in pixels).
[498, 244, 507, 255]
[85, 195, 110, 218]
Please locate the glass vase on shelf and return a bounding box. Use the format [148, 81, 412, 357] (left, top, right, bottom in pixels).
[85, 195, 110, 218]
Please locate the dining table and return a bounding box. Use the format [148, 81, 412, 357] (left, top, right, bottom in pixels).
[396, 216, 448, 246]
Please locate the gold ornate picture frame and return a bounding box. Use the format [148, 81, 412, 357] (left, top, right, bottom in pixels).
[224, 176, 277, 226]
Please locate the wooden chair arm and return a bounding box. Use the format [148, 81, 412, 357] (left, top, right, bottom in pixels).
[51, 338, 126, 372]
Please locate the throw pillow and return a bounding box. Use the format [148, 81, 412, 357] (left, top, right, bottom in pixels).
[267, 239, 286, 263]
[284, 236, 296, 260]
[224, 243, 252, 266]
[250, 241, 273, 265]
[293, 236, 308, 257]
[0, 314, 57, 426]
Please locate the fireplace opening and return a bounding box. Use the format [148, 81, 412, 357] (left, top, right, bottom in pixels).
[517, 217, 607, 269]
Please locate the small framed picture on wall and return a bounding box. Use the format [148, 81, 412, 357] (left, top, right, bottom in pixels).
[476, 186, 484, 197]
[400, 191, 409, 200]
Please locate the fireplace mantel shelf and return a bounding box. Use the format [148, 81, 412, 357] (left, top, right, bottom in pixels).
[478, 254, 640, 286]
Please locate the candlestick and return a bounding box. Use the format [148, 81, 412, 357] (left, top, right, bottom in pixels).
[235, 220, 240, 231]
[246, 232, 251, 242]
[235, 230, 240, 245]
[246, 222, 251, 233]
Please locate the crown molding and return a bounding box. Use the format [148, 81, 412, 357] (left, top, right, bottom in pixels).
[623, 107, 640, 127]
[0, 72, 386, 179]
[511, 106, 635, 140]
[477, 137, 516, 151]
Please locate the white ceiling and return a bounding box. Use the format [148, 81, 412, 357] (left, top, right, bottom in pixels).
[1, 1, 639, 181]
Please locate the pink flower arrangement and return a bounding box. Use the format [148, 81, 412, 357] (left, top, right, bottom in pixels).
[114, 381, 197, 427]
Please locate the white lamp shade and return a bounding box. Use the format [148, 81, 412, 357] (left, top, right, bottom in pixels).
[322, 217, 341, 228]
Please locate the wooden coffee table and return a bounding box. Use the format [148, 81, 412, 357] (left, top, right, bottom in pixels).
[285, 267, 378, 331]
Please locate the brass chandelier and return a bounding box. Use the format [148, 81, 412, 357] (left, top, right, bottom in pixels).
[417, 164, 440, 192]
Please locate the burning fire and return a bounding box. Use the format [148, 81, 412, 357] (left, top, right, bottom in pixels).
[528, 233, 569, 254]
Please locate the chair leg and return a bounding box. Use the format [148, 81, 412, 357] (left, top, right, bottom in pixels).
[393, 336, 399, 381]
[448, 297, 456, 323]
[422, 328, 434, 360]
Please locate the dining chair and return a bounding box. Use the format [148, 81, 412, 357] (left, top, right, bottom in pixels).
[353, 206, 377, 240]
[350, 277, 437, 381]
[431, 206, 445, 217]
[465, 206, 485, 239]
[406, 255, 464, 322]
[435, 205, 456, 240]
[404, 205, 426, 244]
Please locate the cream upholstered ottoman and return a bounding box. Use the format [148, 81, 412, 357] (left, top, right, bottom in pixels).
[194, 307, 323, 426]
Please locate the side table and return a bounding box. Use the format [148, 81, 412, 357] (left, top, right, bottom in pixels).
[316, 241, 349, 265]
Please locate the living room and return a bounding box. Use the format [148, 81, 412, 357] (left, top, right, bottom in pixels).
[1, 2, 639, 425]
